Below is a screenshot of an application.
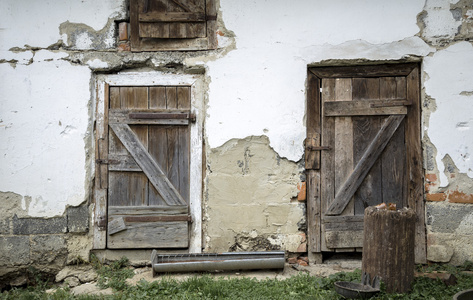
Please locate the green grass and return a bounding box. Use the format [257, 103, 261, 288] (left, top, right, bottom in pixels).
[2, 261, 473, 300]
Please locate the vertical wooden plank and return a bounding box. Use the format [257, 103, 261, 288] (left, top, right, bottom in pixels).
[177, 87, 190, 204]
[380, 77, 405, 208]
[306, 72, 321, 170]
[149, 87, 168, 206]
[334, 78, 355, 252]
[334, 78, 354, 217]
[352, 78, 382, 215]
[396, 77, 406, 99]
[166, 87, 180, 195]
[306, 70, 322, 254]
[149, 86, 167, 108]
[405, 66, 426, 263]
[206, 0, 217, 48]
[108, 86, 128, 207]
[131, 87, 149, 206]
[94, 81, 110, 249]
[130, 0, 140, 49]
[320, 78, 335, 251]
[307, 170, 321, 252]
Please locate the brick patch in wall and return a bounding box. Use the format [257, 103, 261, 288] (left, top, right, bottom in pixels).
[297, 182, 306, 201]
[448, 190, 473, 204]
[426, 193, 447, 202]
[118, 22, 129, 41]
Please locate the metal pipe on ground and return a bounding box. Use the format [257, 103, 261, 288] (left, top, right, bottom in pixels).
[151, 251, 285, 276]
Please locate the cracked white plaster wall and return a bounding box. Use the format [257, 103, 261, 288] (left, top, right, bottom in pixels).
[206, 0, 425, 161]
[424, 41, 473, 186]
[0, 0, 125, 51]
[86, 59, 109, 69]
[422, 0, 462, 43]
[0, 52, 91, 217]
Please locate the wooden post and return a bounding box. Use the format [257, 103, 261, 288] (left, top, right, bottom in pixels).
[362, 206, 416, 293]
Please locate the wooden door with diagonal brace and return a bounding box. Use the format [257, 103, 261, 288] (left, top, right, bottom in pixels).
[97, 85, 192, 249]
[306, 64, 426, 263]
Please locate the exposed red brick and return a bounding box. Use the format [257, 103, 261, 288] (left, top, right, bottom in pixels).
[448, 190, 473, 204]
[297, 182, 306, 201]
[216, 30, 224, 36]
[297, 259, 308, 266]
[425, 173, 437, 183]
[426, 193, 447, 202]
[296, 242, 307, 253]
[287, 257, 297, 264]
[118, 42, 131, 52]
[119, 22, 129, 41]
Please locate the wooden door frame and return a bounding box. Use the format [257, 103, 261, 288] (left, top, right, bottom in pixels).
[306, 63, 426, 263]
[93, 72, 204, 253]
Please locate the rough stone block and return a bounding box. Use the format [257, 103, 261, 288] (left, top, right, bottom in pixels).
[0, 236, 30, 265]
[0, 218, 10, 234]
[426, 203, 473, 233]
[67, 205, 89, 233]
[427, 244, 454, 263]
[30, 235, 67, 267]
[13, 215, 67, 235]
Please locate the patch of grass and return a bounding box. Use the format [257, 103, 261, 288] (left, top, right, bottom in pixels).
[2, 262, 473, 299]
[90, 255, 134, 291]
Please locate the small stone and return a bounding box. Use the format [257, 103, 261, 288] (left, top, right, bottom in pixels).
[297, 259, 309, 266]
[65, 276, 80, 287]
[10, 275, 27, 286]
[427, 245, 454, 263]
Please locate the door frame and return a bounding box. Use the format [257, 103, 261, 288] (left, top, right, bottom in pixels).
[93, 72, 204, 253]
[305, 63, 426, 263]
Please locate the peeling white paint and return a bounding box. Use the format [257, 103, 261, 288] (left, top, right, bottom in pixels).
[422, 0, 462, 42]
[0, 55, 91, 217]
[425, 42, 473, 186]
[86, 59, 109, 69]
[0, 0, 125, 50]
[207, 0, 427, 161]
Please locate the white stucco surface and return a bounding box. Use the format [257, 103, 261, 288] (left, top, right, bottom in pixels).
[424, 42, 473, 186]
[0, 0, 125, 51]
[0, 52, 91, 217]
[206, 0, 427, 161]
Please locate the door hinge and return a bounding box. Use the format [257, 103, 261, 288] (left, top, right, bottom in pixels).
[95, 159, 119, 165]
[307, 146, 332, 151]
[96, 215, 107, 231]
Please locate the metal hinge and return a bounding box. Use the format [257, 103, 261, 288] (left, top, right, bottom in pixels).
[307, 146, 332, 151]
[95, 159, 119, 165]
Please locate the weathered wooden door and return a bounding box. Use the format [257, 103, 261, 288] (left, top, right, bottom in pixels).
[98, 85, 192, 249]
[306, 64, 426, 263]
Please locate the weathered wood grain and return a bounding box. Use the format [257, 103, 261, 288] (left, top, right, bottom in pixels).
[324, 100, 408, 116]
[406, 66, 426, 264]
[326, 115, 405, 216]
[305, 71, 321, 170]
[320, 78, 336, 251]
[362, 207, 416, 293]
[110, 123, 187, 206]
[307, 170, 321, 252]
[352, 78, 383, 215]
[310, 63, 416, 78]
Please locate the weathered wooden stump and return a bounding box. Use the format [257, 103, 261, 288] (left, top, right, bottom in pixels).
[362, 206, 416, 293]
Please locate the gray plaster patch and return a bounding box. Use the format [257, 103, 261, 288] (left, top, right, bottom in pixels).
[426, 203, 473, 233]
[30, 235, 67, 266]
[59, 19, 116, 50]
